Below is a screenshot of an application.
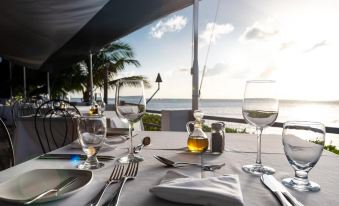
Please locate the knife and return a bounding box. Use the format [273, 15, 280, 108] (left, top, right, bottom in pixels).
[39, 154, 115, 161]
[263, 174, 304, 206]
[261, 174, 292, 206]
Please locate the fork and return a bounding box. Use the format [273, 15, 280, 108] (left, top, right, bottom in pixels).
[87, 164, 124, 206]
[105, 162, 139, 206]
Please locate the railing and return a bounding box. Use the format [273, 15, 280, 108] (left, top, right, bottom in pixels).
[146, 110, 339, 134]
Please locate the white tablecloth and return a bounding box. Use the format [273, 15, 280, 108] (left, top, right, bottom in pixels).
[0, 131, 338, 205]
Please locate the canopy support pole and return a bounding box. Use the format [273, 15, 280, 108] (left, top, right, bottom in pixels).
[9, 62, 12, 98]
[89, 52, 94, 103]
[23, 66, 27, 99]
[104, 67, 108, 104]
[47, 72, 51, 99]
[192, 0, 199, 111]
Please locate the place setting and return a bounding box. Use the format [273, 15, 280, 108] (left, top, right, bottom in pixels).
[0, 1, 338, 205]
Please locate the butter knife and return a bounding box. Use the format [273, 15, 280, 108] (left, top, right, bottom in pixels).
[261, 174, 292, 206]
[264, 174, 304, 206]
[39, 154, 115, 161]
[24, 176, 78, 205]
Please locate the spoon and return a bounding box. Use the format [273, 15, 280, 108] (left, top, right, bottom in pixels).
[133, 136, 151, 153]
[153, 155, 225, 171]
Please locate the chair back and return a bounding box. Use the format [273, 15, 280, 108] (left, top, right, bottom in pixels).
[11, 100, 36, 127]
[34, 99, 81, 153]
[0, 118, 14, 171]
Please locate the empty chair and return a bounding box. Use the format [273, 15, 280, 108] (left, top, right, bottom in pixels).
[11, 100, 36, 128]
[0, 118, 14, 171]
[34, 99, 81, 154]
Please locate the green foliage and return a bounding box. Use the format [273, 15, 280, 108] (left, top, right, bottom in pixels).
[143, 113, 161, 131]
[311, 140, 339, 155]
[202, 124, 247, 133]
[324, 144, 339, 155]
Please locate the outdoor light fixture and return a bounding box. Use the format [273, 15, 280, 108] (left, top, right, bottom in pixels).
[146, 73, 162, 104]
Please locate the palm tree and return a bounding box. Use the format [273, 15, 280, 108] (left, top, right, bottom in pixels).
[75, 41, 149, 102]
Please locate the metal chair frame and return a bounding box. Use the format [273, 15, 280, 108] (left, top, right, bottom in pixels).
[34, 99, 81, 153]
[0, 118, 14, 170]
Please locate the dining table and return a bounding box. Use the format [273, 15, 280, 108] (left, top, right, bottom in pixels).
[0, 131, 338, 206]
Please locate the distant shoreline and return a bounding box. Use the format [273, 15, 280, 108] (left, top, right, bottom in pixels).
[70, 97, 339, 104]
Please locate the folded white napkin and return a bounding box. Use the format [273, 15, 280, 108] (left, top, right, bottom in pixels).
[150, 171, 244, 206]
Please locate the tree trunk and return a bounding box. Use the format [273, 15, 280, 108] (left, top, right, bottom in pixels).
[82, 74, 91, 103]
[104, 67, 108, 104]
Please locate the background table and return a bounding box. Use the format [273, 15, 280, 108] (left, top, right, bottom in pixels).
[0, 131, 338, 205]
[12, 110, 143, 164]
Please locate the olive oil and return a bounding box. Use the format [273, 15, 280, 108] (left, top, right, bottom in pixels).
[89, 104, 98, 115]
[186, 110, 209, 153]
[187, 136, 208, 153]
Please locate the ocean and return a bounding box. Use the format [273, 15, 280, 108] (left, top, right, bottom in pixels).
[72, 98, 339, 147]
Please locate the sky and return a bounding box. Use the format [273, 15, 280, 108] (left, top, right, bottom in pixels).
[103, 0, 339, 101]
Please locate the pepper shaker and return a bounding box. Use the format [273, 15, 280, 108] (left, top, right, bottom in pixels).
[211, 122, 226, 153]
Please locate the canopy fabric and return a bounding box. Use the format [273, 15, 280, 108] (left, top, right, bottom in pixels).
[0, 0, 192, 72]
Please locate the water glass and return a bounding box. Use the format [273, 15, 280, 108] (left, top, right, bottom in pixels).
[78, 115, 106, 169]
[282, 121, 325, 191]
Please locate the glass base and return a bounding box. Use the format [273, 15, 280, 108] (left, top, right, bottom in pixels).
[118, 153, 143, 163]
[282, 177, 320, 192]
[242, 164, 275, 175]
[78, 161, 104, 170]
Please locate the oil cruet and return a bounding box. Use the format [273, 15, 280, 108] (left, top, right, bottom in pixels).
[186, 110, 208, 153]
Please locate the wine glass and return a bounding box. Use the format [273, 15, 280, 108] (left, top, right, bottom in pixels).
[115, 80, 146, 163]
[282, 121, 325, 192]
[78, 115, 107, 169]
[242, 80, 279, 175]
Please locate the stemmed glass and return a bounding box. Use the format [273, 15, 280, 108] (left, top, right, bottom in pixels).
[242, 80, 279, 175]
[282, 121, 325, 191]
[115, 80, 146, 163]
[78, 115, 107, 169]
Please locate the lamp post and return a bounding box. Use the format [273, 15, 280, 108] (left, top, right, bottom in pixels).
[146, 73, 162, 104]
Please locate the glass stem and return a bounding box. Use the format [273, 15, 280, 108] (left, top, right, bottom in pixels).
[256, 127, 263, 165]
[129, 122, 134, 155]
[294, 170, 309, 184]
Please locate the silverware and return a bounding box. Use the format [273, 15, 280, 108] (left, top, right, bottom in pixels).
[39, 153, 115, 161]
[133, 136, 151, 153]
[24, 176, 78, 205]
[87, 164, 124, 206]
[153, 155, 225, 171]
[105, 162, 139, 206]
[261, 174, 294, 206]
[262, 174, 304, 206]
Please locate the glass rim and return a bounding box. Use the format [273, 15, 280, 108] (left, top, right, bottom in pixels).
[246, 80, 276, 83]
[283, 121, 325, 127]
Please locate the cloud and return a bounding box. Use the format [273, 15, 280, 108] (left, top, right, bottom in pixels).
[199, 23, 234, 47]
[280, 41, 295, 51]
[304, 40, 327, 53]
[204, 63, 228, 77]
[240, 22, 278, 41]
[177, 68, 189, 72]
[259, 65, 277, 78]
[150, 15, 187, 39]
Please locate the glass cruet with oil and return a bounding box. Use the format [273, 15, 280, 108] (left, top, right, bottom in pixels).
[186, 110, 208, 153]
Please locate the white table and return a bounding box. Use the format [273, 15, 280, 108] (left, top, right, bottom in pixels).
[0, 131, 338, 205]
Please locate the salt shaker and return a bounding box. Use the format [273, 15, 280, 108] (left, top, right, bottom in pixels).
[211, 122, 226, 153]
